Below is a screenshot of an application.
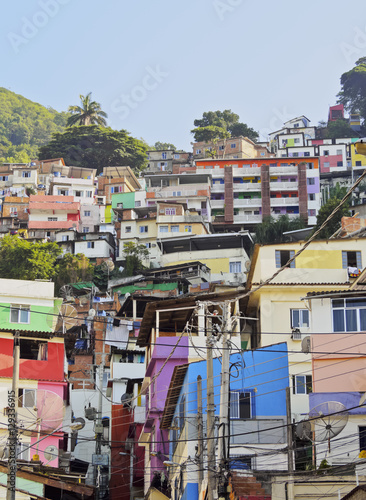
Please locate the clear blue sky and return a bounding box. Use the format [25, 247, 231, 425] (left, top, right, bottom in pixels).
[2, 0, 366, 150]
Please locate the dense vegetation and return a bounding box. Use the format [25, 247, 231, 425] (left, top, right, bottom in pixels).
[0, 87, 69, 163]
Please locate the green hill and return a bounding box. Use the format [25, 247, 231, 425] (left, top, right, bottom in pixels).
[0, 87, 69, 163]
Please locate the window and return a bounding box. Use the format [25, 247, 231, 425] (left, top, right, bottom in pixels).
[48, 217, 58, 221]
[171, 225, 179, 232]
[260, 152, 265, 156]
[294, 138, 300, 144]
[10, 305, 30, 324]
[19, 339, 47, 360]
[165, 208, 176, 215]
[292, 375, 312, 395]
[308, 193, 315, 201]
[231, 143, 236, 149]
[140, 226, 148, 233]
[83, 227, 89, 233]
[307, 178, 315, 185]
[86, 191, 93, 198]
[230, 262, 242, 273]
[308, 209, 316, 217]
[356, 161, 362, 167]
[230, 391, 251, 419]
[22, 171, 31, 178]
[336, 149, 343, 155]
[18, 389, 36, 408]
[219, 145, 225, 151]
[342, 250, 362, 269]
[195, 149, 201, 154]
[62, 235, 69, 242]
[337, 161, 343, 167]
[174, 154, 180, 159]
[324, 150, 329, 156]
[87, 242, 95, 249]
[332, 298, 366, 332]
[84, 211, 91, 217]
[159, 225, 169, 233]
[125, 226, 131, 233]
[304, 152, 310, 157]
[111, 186, 122, 193]
[359, 426, 366, 452]
[184, 225, 192, 232]
[74, 190, 83, 197]
[323, 162, 330, 169]
[173, 191, 182, 197]
[58, 189, 69, 196]
[135, 201, 141, 207]
[294, 123, 299, 128]
[292, 152, 299, 157]
[275, 250, 295, 268]
[162, 152, 167, 160]
[179, 395, 185, 431]
[10, 207, 17, 214]
[291, 309, 309, 328]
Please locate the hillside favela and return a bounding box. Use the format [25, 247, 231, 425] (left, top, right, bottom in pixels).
[3, 55, 366, 500]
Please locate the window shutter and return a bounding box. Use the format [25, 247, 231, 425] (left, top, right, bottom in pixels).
[342, 251, 348, 269]
[275, 250, 281, 268]
[357, 251, 362, 269]
[292, 375, 296, 395]
[290, 250, 295, 268]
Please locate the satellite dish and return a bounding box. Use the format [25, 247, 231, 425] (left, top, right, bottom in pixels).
[295, 420, 312, 440]
[55, 304, 78, 333]
[301, 336, 311, 354]
[59, 285, 74, 303]
[101, 259, 115, 273]
[121, 393, 132, 408]
[44, 444, 58, 462]
[88, 308, 96, 318]
[309, 401, 349, 444]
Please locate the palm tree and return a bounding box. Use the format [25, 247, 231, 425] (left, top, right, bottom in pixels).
[67, 93, 108, 127]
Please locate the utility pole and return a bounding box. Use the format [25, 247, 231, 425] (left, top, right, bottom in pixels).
[7, 332, 20, 500]
[95, 318, 106, 500]
[197, 375, 204, 491]
[206, 309, 216, 500]
[218, 302, 231, 469]
[286, 386, 295, 500]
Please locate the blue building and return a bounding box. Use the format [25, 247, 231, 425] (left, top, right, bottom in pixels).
[160, 343, 290, 500]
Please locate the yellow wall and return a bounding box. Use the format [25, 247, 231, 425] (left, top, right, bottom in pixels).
[351, 143, 366, 166]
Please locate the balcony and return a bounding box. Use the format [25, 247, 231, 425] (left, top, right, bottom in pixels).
[271, 197, 299, 206]
[147, 187, 198, 198]
[270, 181, 298, 190]
[232, 167, 261, 176]
[234, 198, 262, 207]
[233, 214, 262, 223]
[269, 166, 298, 175]
[233, 183, 262, 192]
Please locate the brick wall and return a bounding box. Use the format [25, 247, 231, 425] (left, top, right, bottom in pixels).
[224, 165, 234, 223]
[261, 164, 271, 218]
[298, 162, 308, 224]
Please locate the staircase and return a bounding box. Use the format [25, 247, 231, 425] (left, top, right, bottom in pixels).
[229, 471, 271, 500]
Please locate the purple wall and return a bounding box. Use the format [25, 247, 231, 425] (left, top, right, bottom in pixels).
[309, 392, 366, 415]
[306, 177, 320, 194]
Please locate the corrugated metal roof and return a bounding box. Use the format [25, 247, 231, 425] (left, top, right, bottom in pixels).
[160, 364, 189, 429]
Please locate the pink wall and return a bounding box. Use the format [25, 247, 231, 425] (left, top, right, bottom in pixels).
[312, 334, 366, 392]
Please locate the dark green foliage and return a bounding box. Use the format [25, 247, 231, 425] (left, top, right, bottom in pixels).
[191, 110, 258, 143]
[0, 235, 61, 281]
[312, 197, 351, 239]
[325, 119, 356, 139]
[153, 142, 177, 151]
[121, 242, 149, 277]
[38, 125, 148, 174]
[254, 215, 306, 245]
[54, 253, 94, 294]
[0, 87, 69, 163]
[337, 57, 366, 125]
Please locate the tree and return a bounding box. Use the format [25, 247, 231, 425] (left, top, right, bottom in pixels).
[121, 242, 149, 277]
[0, 235, 61, 281]
[67, 93, 108, 127]
[254, 215, 306, 245]
[153, 141, 177, 151]
[337, 58, 366, 125]
[325, 119, 355, 139]
[54, 253, 94, 293]
[191, 110, 258, 142]
[192, 125, 230, 143]
[312, 197, 351, 239]
[38, 125, 148, 174]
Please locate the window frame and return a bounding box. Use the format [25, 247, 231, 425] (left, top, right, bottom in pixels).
[230, 391, 252, 419]
[10, 305, 30, 324]
[275, 250, 295, 269]
[291, 309, 309, 328]
[292, 375, 312, 395]
[332, 297, 366, 333]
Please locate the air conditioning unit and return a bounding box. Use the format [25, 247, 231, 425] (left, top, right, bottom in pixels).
[291, 328, 302, 341]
